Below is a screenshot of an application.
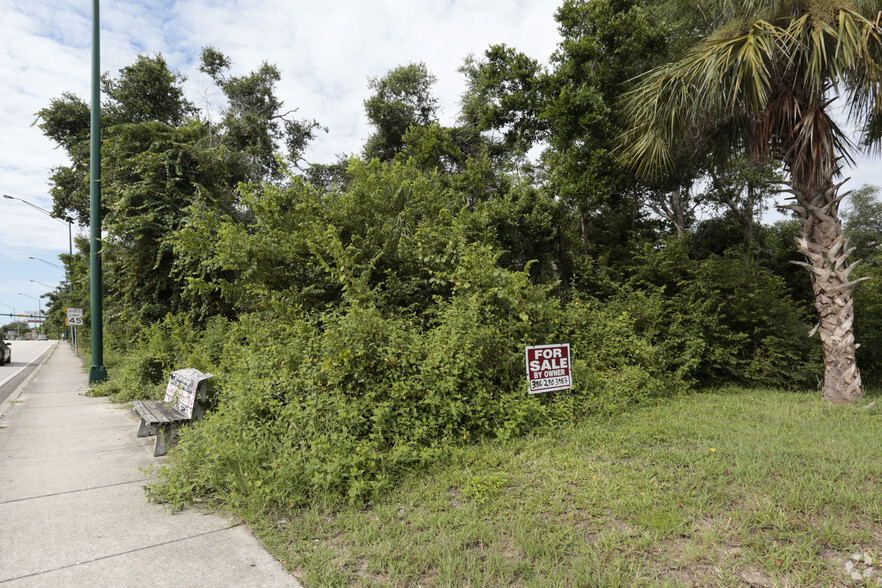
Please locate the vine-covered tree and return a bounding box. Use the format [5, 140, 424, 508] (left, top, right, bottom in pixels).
[199, 47, 324, 180]
[37, 52, 322, 325]
[363, 63, 439, 161]
[37, 54, 191, 223]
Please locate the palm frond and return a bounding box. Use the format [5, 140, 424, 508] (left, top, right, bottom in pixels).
[621, 2, 882, 183]
[619, 21, 781, 176]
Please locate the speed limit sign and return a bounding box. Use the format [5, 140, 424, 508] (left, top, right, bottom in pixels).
[66, 308, 83, 326]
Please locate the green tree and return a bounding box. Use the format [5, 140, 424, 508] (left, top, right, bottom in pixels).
[199, 46, 324, 180]
[37, 54, 194, 223]
[100, 120, 238, 324]
[620, 0, 882, 403]
[545, 0, 673, 259]
[842, 184, 882, 265]
[459, 44, 548, 161]
[459, 0, 677, 262]
[704, 157, 783, 246]
[844, 185, 882, 383]
[363, 63, 439, 161]
[38, 51, 323, 327]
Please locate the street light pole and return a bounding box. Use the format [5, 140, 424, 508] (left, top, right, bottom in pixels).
[28, 256, 64, 270]
[27, 258, 70, 345]
[89, 0, 107, 384]
[6, 195, 74, 315]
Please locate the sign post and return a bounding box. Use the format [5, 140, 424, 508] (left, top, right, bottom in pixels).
[525, 343, 572, 394]
[65, 308, 82, 355]
[65, 308, 83, 326]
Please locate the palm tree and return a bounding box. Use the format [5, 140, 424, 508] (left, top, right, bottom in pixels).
[620, 1, 882, 403]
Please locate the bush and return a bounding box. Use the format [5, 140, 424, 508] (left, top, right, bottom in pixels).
[91, 314, 229, 402]
[622, 242, 822, 389]
[146, 243, 685, 511]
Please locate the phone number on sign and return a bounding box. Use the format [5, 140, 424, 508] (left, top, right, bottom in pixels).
[530, 376, 571, 391]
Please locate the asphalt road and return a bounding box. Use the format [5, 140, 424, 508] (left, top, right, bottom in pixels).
[0, 340, 56, 405]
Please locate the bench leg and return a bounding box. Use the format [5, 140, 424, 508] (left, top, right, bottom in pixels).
[153, 424, 178, 457]
[136, 417, 157, 438]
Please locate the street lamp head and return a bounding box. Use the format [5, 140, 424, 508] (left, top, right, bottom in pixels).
[3, 194, 14, 199]
[27, 256, 64, 270]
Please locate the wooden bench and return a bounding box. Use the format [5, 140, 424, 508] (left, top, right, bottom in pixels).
[133, 368, 212, 457]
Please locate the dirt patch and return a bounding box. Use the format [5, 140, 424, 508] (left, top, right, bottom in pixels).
[739, 567, 777, 588]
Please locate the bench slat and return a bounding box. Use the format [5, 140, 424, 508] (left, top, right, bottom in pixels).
[133, 400, 188, 424]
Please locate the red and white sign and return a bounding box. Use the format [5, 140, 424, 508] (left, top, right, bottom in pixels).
[525, 343, 572, 394]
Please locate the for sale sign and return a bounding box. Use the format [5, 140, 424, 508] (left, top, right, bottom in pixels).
[525, 343, 572, 394]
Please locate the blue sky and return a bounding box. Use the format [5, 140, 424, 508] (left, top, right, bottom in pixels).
[1, 0, 880, 328]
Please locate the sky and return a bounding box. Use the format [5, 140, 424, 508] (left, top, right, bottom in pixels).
[1, 0, 881, 328]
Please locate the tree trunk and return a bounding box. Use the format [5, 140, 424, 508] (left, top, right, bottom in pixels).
[787, 180, 869, 403]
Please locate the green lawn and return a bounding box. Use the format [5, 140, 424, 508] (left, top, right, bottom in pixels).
[247, 387, 882, 586]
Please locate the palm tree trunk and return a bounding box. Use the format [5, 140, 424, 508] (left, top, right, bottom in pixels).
[788, 179, 869, 403]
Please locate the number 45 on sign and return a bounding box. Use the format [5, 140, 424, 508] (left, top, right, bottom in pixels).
[65, 308, 83, 326]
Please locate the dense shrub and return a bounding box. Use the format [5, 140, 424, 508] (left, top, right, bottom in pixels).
[90, 236, 821, 513]
[90, 164, 825, 513]
[92, 314, 229, 402]
[145, 244, 685, 510]
[623, 242, 822, 389]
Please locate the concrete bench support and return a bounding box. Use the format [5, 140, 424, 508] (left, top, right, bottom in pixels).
[133, 400, 190, 457]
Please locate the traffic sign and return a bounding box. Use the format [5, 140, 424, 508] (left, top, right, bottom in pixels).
[66, 308, 83, 327]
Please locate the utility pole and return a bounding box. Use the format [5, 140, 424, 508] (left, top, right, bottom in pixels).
[89, 0, 107, 384]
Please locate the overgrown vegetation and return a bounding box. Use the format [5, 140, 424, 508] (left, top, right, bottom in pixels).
[30, 0, 882, 567]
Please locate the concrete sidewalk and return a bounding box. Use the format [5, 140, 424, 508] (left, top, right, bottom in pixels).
[0, 343, 300, 587]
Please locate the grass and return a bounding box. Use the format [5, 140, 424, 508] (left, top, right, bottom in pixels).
[239, 387, 882, 586]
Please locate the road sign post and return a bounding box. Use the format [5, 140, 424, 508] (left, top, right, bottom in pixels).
[64, 308, 82, 355]
[65, 308, 83, 326]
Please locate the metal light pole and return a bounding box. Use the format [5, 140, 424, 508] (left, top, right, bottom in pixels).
[89, 0, 107, 383]
[31, 281, 62, 339]
[28, 258, 71, 341]
[28, 256, 65, 271]
[5, 195, 76, 343]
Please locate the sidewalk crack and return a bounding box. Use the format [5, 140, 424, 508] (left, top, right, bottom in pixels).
[0, 479, 151, 505]
[0, 524, 243, 584]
